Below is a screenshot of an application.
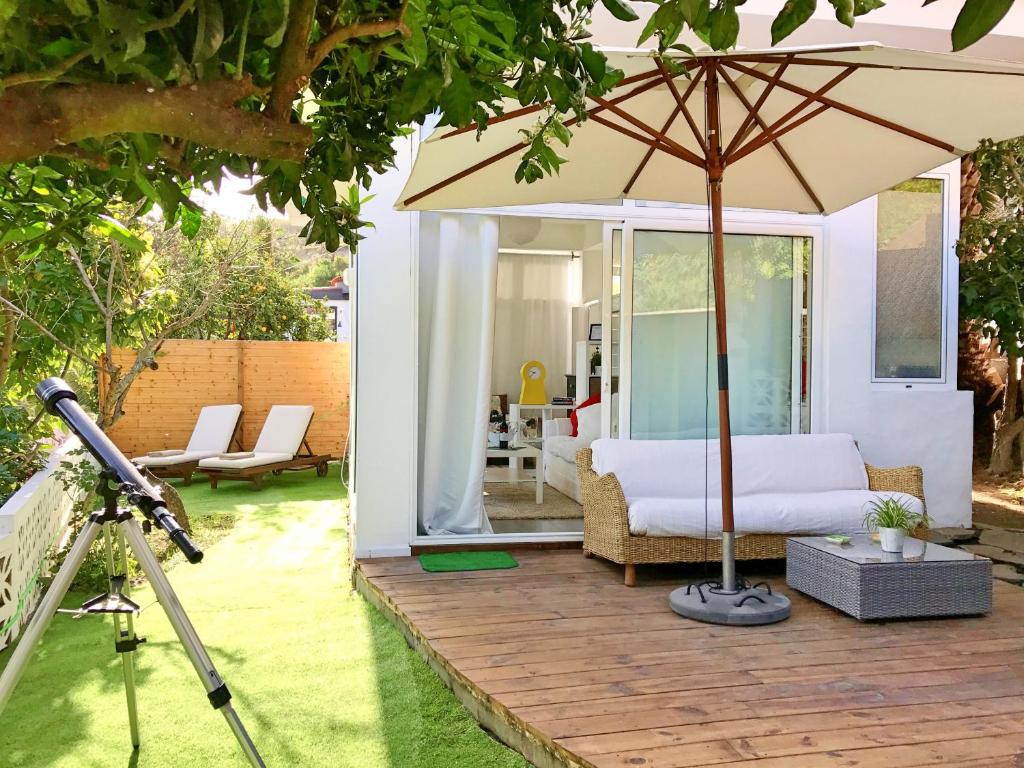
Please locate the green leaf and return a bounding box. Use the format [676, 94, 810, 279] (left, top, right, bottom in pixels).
[827, 0, 855, 27]
[93, 217, 146, 251]
[771, 0, 817, 45]
[179, 208, 203, 238]
[709, 2, 740, 50]
[192, 0, 224, 63]
[580, 43, 607, 83]
[853, 0, 885, 15]
[263, 0, 289, 47]
[39, 37, 89, 58]
[600, 0, 639, 22]
[62, 0, 90, 16]
[952, 0, 1013, 51]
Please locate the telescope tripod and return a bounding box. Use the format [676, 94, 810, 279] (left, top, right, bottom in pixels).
[0, 473, 266, 767]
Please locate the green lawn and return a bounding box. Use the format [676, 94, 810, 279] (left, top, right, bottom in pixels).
[0, 467, 530, 768]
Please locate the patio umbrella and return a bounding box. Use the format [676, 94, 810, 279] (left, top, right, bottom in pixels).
[397, 43, 1024, 624]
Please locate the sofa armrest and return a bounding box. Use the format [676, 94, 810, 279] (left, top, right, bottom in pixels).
[865, 463, 926, 511]
[543, 417, 573, 439]
[577, 447, 631, 545]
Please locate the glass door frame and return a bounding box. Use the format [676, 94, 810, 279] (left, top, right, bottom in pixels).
[608, 217, 825, 440]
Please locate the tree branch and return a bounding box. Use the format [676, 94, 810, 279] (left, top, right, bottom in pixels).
[0, 295, 100, 370]
[67, 246, 109, 318]
[268, 0, 318, 120]
[0, 48, 92, 90]
[0, 76, 310, 165]
[309, 16, 411, 70]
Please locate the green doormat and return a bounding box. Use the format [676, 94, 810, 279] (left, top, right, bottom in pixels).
[419, 551, 519, 573]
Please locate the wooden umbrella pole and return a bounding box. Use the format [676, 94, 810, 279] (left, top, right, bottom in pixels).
[705, 61, 737, 591]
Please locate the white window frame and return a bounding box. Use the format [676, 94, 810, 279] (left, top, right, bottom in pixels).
[869, 164, 960, 391]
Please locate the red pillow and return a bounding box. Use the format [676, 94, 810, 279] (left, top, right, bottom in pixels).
[570, 393, 601, 437]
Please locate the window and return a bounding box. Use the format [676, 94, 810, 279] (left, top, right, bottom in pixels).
[873, 178, 945, 381]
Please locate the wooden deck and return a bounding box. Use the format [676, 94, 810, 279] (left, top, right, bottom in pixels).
[355, 550, 1024, 768]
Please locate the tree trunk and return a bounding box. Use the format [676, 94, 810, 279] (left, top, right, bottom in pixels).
[990, 352, 1024, 474]
[0, 300, 16, 392]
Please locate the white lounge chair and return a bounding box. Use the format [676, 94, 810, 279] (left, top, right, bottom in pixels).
[133, 404, 243, 485]
[196, 405, 334, 490]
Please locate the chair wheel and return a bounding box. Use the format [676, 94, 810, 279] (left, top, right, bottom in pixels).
[272, 469, 283, 476]
[316, 461, 328, 477]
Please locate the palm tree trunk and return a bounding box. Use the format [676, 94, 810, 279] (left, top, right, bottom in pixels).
[990, 352, 1024, 474]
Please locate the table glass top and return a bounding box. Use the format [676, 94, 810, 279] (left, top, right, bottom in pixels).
[791, 534, 984, 564]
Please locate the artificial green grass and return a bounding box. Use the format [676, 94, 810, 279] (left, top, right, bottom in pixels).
[0, 467, 530, 768]
[419, 551, 518, 573]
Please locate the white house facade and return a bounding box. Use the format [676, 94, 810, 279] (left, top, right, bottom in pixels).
[344, 8, 1024, 558]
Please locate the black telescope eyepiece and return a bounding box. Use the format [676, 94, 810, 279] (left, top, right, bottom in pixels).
[36, 377, 78, 413]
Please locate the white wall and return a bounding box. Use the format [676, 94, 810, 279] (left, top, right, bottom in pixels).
[351, 136, 417, 558]
[821, 162, 972, 528]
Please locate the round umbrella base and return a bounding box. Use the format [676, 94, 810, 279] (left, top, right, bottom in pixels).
[669, 584, 791, 626]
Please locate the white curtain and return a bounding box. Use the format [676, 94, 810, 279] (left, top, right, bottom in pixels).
[418, 213, 499, 535]
[491, 253, 573, 402]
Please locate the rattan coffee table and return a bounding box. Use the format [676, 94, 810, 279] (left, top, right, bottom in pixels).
[786, 535, 992, 621]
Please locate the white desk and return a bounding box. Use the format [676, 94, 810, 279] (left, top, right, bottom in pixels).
[486, 444, 544, 504]
[509, 403, 573, 446]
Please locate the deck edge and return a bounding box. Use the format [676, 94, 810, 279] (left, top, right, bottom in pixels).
[353, 562, 596, 768]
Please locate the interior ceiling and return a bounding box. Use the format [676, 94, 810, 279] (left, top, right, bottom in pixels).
[498, 217, 600, 252]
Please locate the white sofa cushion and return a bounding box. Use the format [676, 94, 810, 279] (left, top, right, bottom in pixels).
[592, 433, 868, 505]
[627, 490, 924, 537]
[253, 405, 315, 454]
[186, 404, 243, 453]
[197, 452, 294, 470]
[545, 435, 582, 465]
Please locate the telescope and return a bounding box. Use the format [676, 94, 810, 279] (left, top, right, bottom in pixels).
[36, 377, 203, 563]
[0, 378, 265, 767]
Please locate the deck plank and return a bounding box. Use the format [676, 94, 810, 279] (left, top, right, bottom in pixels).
[356, 549, 1024, 768]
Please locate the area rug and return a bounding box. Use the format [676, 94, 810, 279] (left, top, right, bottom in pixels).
[483, 481, 582, 520]
[419, 551, 519, 572]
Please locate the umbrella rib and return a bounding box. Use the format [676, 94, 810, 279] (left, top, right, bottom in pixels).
[402, 75, 670, 207]
[435, 67, 665, 141]
[723, 55, 793, 159]
[589, 113, 702, 168]
[729, 104, 831, 165]
[732, 55, 1024, 77]
[587, 94, 706, 168]
[724, 60, 957, 154]
[718, 66, 824, 214]
[728, 66, 857, 163]
[656, 59, 708, 156]
[622, 105, 682, 195]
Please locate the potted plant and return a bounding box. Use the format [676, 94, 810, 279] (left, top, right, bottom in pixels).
[862, 497, 928, 553]
[591, 349, 602, 376]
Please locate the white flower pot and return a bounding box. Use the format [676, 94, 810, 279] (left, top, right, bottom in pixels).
[878, 527, 906, 553]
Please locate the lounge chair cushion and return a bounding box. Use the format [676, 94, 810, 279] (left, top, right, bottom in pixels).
[626, 490, 924, 537]
[185, 404, 244, 453]
[197, 452, 294, 470]
[135, 450, 220, 468]
[253, 405, 315, 454]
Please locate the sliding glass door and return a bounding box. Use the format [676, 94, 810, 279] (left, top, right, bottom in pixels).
[620, 228, 812, 440]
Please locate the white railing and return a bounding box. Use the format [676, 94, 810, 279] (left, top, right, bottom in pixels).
[0, 438, 87, 652]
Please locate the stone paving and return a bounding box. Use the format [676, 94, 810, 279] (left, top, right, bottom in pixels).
[927, 524, 1024, 585]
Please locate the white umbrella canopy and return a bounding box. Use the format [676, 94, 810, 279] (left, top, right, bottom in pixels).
[399, 44, 1024, 215]
[399, 43, 1024, 623]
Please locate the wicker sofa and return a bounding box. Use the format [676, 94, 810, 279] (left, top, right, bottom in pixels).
[577, 435, 926, 586]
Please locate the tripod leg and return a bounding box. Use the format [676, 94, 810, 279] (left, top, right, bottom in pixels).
[0, 516, 104, 714]
[120, 518, 266, 768]
[104, 525, 140, 748]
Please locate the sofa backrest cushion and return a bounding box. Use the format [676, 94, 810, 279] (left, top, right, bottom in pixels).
[591, 434, 868, 503]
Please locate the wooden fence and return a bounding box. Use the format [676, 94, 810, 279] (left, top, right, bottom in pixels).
[101, 339, 349, 459]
